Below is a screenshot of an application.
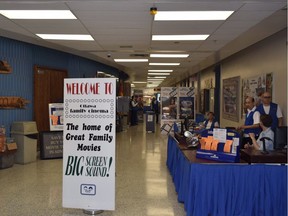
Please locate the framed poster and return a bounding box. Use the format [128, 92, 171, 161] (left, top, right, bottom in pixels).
[49, 103, 64, 131]
[223, 76, 240, 122]
[241, 73, 273, 118]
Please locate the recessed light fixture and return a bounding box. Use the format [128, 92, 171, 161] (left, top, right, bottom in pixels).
[149, 63, 180, 66]
[133, 81, 147, 84]
[36, 34, 93, 41]
[154, 11, 234, 21]
[0, 10, 76, 19]
[152, 35, 209, 41]
[150, 54, 189, 58]
[149, 76, 166, 79]
[114, 59, 148, 62]
[148, 70, 173, 72]
[148, 73, 171, 75]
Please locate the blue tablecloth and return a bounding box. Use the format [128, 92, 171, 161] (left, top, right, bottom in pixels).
[167, 135, 287, 216]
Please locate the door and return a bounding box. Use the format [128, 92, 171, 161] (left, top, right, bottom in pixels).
[34, 66, 68, 132]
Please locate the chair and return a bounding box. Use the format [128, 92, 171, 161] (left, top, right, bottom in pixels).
[274, 126, 287, 150]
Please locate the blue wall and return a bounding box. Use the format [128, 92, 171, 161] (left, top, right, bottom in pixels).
[0, 36, 126, 135]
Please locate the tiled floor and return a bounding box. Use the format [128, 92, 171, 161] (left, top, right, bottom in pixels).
[0, 122, 185, 216]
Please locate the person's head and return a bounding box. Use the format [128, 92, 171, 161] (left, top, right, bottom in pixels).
[207, 111, 215, 121]
[260, 114, 273, 129]
[261, 92, 272, 105]
[244, 96, 255, 110]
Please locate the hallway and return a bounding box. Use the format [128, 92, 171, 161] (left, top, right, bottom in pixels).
[0, 122, 185, 216]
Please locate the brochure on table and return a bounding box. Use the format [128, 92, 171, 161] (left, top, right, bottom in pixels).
[62, 78, 116, 210]
[196, 128, 240, 163]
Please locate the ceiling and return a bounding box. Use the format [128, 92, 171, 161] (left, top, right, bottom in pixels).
[0, 0, 286, 88]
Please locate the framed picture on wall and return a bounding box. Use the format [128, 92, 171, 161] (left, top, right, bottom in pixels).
[241, 73, 273, 118]
[223, 76, 240, 122]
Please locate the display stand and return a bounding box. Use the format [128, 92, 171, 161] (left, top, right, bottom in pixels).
[196, 129, 241, 163]
[83, 210, 104, 215]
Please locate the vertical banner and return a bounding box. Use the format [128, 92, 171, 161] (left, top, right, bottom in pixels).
[179, 87, 195, 120]
[63, 78, 116, 210]
[160, 87, 178, 134]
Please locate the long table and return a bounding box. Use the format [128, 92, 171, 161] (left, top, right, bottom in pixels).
[167, 134, 287, 216]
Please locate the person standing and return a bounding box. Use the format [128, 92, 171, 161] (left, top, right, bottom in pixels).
[256, 92, 283, 131]
[130, 95, 138, 126]
[151, 97, 159, 123]
[237, 96, 261, 148]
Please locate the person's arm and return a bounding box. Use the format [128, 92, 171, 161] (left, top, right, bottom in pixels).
[238, 111, 260, 130]
[277, 105, 283, 126]
[249, 133, 260, 150]
[238, 123, 260, 130]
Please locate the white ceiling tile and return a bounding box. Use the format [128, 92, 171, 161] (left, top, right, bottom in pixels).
[0, 0, 285, 85]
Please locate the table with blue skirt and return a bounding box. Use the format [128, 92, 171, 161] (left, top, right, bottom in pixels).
[166, 134, 287, 216]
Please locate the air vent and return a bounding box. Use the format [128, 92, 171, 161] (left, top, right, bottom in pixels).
[130, 54, 149, 57]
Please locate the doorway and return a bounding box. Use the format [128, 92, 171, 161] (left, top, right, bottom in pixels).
[34, 66, 68, 132]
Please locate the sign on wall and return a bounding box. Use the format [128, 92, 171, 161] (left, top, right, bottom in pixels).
[62, 78, 116, 210]
[49, 103, 64, 131]
[223, 76, 240, 122]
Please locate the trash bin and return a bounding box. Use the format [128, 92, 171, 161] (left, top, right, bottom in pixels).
[146, 111, 155, 133]
[11, 121, 38, 164]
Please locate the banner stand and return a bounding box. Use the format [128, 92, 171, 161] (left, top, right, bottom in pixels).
[83, 210, 104, 215]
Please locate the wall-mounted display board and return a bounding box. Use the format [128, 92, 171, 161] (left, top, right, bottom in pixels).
[223, 76, 240, 122]
[40, 131, 63, 159]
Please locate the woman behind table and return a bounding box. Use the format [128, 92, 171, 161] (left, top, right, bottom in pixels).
[203, 111, 219, 130]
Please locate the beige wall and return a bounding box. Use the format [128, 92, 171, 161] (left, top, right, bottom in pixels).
[220, 29, 287, 128]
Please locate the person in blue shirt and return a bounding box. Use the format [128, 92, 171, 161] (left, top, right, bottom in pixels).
[244, 114, 274, 151]
[256, 91, 283, 131]
[237, 96, 261, 148]
[203, 111, 219, 130]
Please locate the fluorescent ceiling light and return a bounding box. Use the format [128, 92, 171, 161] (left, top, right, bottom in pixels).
[148, 78, 165, 80]
[147, 84, 160, 87]
[149, 63, 180, 66]
[148, 73, 171, 75]
[133, 81, 147, 84]
[150, 76, 166, 79]
[150, 54, 189, 58]
[148, 70, 173, 72]
[114, 59, 148, 62]
[152, 35, 209, 41]
[36, 34, 93, 41]
[154, 11, 234, 21]
[0, 10, 76, 19]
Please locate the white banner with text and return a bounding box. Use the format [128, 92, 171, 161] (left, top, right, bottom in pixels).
[62, 78, 116, 210]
